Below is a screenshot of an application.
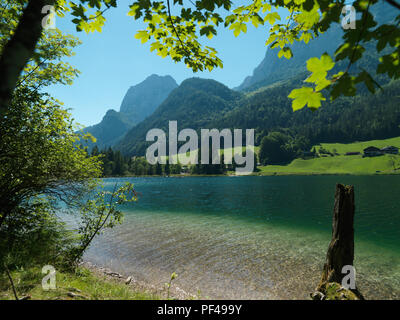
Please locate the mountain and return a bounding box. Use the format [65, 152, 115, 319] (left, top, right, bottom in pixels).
[117, 73, 400, 156]
[83, 74, 178, 149]
[120, 74, 178, 125]
[117, 78, 242, 156]
[113, 3, 400, 156]
[82, 109, 133, 149]
[236, 1, 396, 92]
[236, 26, 341, 92]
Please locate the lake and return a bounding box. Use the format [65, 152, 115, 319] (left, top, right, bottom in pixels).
[84, 176, 400, 299]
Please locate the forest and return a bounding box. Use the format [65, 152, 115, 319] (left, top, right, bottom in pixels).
[91, 146, 258, 176]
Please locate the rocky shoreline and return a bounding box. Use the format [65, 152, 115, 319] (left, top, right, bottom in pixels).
[80, 261, 197, 300]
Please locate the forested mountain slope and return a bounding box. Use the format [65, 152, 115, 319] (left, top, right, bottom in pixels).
[117, 78, 242, 156]
[215, 76, 400, 145]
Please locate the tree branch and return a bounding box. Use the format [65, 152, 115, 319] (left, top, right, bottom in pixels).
[70, 184, 118, 263]
[166, 0, 192, 58]
[15, 41, 63, 89]
[0, 0, 55, 117]
[346, 1, 372, 72]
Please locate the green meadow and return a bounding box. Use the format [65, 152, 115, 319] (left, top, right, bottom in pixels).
[316, 137, 400, 154]
[144, 137, 400, 175]
[257, 137, 400, 175]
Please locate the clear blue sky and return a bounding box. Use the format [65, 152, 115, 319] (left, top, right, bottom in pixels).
[48, 4, 288, 127]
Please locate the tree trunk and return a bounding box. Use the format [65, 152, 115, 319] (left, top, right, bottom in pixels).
[312, 183, 364, 299]
[318, 184, 355, 287]
[0, 0, 55, 117]
[4, 263, 18, 300]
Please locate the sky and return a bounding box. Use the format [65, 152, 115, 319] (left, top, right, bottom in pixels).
[47, 4, 288, 127]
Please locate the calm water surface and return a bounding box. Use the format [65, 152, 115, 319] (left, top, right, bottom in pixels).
[84, 176, 400, 299]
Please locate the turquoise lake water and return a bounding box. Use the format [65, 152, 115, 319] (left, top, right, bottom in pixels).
[84, 176, 400, 299]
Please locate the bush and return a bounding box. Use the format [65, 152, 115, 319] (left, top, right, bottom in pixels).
[259, 132, 310, 165]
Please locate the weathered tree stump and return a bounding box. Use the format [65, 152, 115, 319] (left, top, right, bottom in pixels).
[320, 184, 355, 285]
[314, 184, 364, 299]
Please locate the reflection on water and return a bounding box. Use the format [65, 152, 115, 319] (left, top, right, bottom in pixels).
[84, 176, 400, 299]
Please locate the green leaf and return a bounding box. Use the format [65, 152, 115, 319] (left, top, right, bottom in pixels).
[304, 54, 335, 92]
[230, 22, 247, 37]
[127, 4, 140, 18]
[295, 4, 320, 28]
[299, 32, 313, 44]
[135, 30, 149, 44]
[288, 87, 326, 111]
[200, 25, 217, 39]
[251, 14, 264, 28]
[278, 47, 293, 59]
[264, 12, 280, 25]
[150, 41, 162, 52]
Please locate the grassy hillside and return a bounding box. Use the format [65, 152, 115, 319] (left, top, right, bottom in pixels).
[159, 146, 259, 163]
[316, 136, 400, 154]
[257, 137, 400, 175]
[258, 154, 399, 175]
